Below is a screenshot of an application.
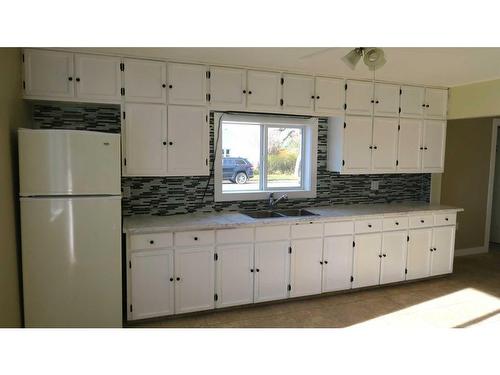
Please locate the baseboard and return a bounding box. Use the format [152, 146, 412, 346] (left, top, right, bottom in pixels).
[454, 246, 489, 257]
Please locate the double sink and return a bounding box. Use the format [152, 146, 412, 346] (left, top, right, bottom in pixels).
[242, 208, 319, 219]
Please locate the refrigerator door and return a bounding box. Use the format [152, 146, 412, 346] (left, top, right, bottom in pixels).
[19, 129, 121, 196]
[21, 196, 122, 327]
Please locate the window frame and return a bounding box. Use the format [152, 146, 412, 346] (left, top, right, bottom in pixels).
[214, 112, 318, 202]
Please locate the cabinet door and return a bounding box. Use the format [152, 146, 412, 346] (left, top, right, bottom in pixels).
[343, 116, 373, 172]
[246, 70, 281, 112]
[352, 233, 382, 288]
[374, 83, 400, 117]
[209, 67, 246, 110]
[167, 105, 209, 176]
[380, 231, 407, 285]
[74, 54, 121, 102]
[314, 77, 345, 114]
[371, 117, 398, 172]
[424, 88, 448, 119]
[422, 120, 446, 172]
[124, 103, 167, 176]
[130, 249, 174, 320]
[397, 118, 423, 173]
[215, 243, 254, 308]
[282, 74, 315, 112]
[322, 235, 354, 292]
[400, 85, 425, 118]
[174, 246, 215, 314]
[23, 49, 74, 98]
[406, 228, 432, 280]
[345, 80, 373, 116]
[289, 238, 323, 297]
[431, 226, 455, 276]
[124, 58, 167, 103]
[167, 62, 207, 105]
[254, 241, 290, 303]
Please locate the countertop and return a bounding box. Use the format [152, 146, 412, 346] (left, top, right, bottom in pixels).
[123, 202, 463, 234]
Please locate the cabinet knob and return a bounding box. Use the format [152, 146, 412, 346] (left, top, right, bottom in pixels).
[176, 277, 180, 281]
[369, 145, 373, 149]
[373, 146, 378, 150]
[324, 260, 328, 264]
[311, 95, 315, 99]
[375, 100, 379, 104]
[395, 222, 399, 225]
[368, 224, 372, 228]
[420, 146, 424, 150]
[169, 141, 173, 146]
[426, 104, 430, 108]
[250, 269, 254, 272]
[248, 90, 252, 94]
[194, 236, 198, 241]
[420, 220, 425, 223]
[243, 90, 246, 94]
[379, 254, 382, 258]
[316, 96, 320, 99]
[383, 254, 386, 257]
[169, 277, 174, 282]
[149, 240, 154, 244]
[256, 268, 260, 272]
[76, 77, 80, 82]
[371, 100, 375, 103]
[445, 217, 449, 221]
[422, 104, 426, 107]
[424, 147, 428, 150]
[162, 141, 167, 145]
[430, 248, 433, 252]
[162, 84, 166, 88]
[320, 261, 323, 265]
[434, 247, 437, 252]
[68, 77, 73, 81]
[169, 84, 173, 89]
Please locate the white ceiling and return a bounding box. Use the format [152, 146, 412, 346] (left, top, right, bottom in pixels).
[77, 47, 500, 87]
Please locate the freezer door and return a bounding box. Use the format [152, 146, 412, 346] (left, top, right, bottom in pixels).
[19, 129, 121, 196]
[21, 196, 122, 327]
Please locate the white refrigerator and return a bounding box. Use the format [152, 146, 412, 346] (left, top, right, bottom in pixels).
[19, 129, 122, 327]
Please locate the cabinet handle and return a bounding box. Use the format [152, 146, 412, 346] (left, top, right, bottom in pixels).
[169, 277, 174, 282]
[176, 277, 180, 281]
[169, 141, 173, 146]
[324, 260, 328, 264]
[149, 240, 154, 244]
[194, 236, 198, 241]
[68, 77, 73, 81]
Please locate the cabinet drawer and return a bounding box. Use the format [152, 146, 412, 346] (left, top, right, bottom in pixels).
[216, 227, 254, 244]
[175, 230, 215, 247]
[355, 218, 383, 233]
[324, 221, 354, 236]
[434, 212, 456, 226]
[291, 222, 323, 239]
[383, 216, 409, 231]
[255, 225, 290, 242]
[409, 214, 434, 228]
[130, 232, 173, 250]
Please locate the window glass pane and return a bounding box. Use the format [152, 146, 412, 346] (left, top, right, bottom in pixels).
[221, 122, 260, 192]
[267, 127, 303, 189]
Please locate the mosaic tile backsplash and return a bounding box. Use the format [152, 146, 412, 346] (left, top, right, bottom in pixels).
[33, 104, 431, 216]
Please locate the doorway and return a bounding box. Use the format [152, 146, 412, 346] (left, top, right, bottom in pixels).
[487, 119, 500, 250]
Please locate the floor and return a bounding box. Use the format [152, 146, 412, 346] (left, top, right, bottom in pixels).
[130, 251, 500, 328]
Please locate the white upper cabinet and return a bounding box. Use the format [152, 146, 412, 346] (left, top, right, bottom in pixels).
[246, 70, 282, 112]
[314, 77, 345, 114]
[343, 116, 373, 173]
[254, 241, 290, 303]
[422, 120, 446, 172]
[373, 83, 400, 117]
[371, 117, 399, 172]
[406, 228, 432, 280]
[123, 58, 167, 103]
[23, 49, 75, 99]
[379, 231, 407, 285]
[400, 86, 425, 118]
[74, 54, 121, 103]
[282, 73, 315, 113]
[123, 103, 167, 176]
[209, 67, 246, 110]
[289, 238, 323, 297]
[430, 226, 455, 276]
[424, 88, 448, 119]
[397, 118, 423, 173]
[167, 62, 207, 105]
[352, 233, 382, 288]
[345, 80, 373, 116]
[167, 105, 209, 176]
[322, 234, 354, 292]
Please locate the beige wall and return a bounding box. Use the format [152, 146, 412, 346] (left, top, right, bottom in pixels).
[440, 117, 493, 250]
[0, 48, 29, 327]
[448, 79, 500, 119]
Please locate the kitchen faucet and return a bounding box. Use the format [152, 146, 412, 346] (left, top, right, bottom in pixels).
[269, 192, 288, 209]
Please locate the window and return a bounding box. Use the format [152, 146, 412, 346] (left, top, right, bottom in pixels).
[214, 113, 318, 202]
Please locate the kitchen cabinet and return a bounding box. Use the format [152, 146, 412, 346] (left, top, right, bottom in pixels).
[209, 67, 246, 110]
[314, 77, 345, 114]
[167, 62, 207, 105]
[322, 234, 354, 292]
[282, 73, 315, 113]
[424, 88, 448, 119]
[352, 233, 382, 288]
[343, 115, 373, 173]
[400, 86, 425, 118]
[422, 120, 446, 172]
[123, 58, 167, 103]
[130, 249, 174, 320]
[123, 103, 167, 176]
[23, 49, 75, 99]
[246, 70, 282, 112]
[166, 105, 209, 176]
[345, 80, 373, 116]
[406, 228, 433, 280]
[174, 246, 215, 314]
[397, 118, 423, 173]
[373, 83, 400, 117]
[254, 241, 290, 303]
[289, 238, 323, 297]
[371, 117, 399, 172]
[379, 231, 408, 284]
[215, 243, 255, 308]
[74, 54, 121, 103]
[430, 226, 455, 276]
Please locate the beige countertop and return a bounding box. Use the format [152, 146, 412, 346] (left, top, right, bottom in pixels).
[123, 202, 463, 234]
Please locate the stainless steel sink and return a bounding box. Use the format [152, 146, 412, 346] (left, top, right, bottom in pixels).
[275, 209, 319, 217]
[241, 208, 318, 219]
[242, 210, 286, 219]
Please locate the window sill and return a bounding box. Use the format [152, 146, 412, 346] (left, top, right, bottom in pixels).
[215, 189, 317, 202]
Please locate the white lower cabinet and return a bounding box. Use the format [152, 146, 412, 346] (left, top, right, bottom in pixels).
[379, 231, 408, 284]
[215, 243, 255, 308]
[406, 228, 433, 280]
[430, 226, 455, 276]
[322, 235, 354, 292]
[352, 233, 382, 288]
[289, 238, 323, 297]
[174, 246, 215, 314]
[254, 241, 290, 303]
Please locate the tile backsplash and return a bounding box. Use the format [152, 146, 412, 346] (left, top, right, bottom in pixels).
[33, 104, 431, 216]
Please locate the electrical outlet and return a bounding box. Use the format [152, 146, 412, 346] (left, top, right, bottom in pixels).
[122, 186, 131, 198]
[370, 181, 380, 191]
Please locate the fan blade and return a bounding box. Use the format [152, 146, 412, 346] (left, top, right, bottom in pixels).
[299, 48, 334, 60]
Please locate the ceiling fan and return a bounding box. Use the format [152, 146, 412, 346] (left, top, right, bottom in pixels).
[300, 47, 387, 71]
